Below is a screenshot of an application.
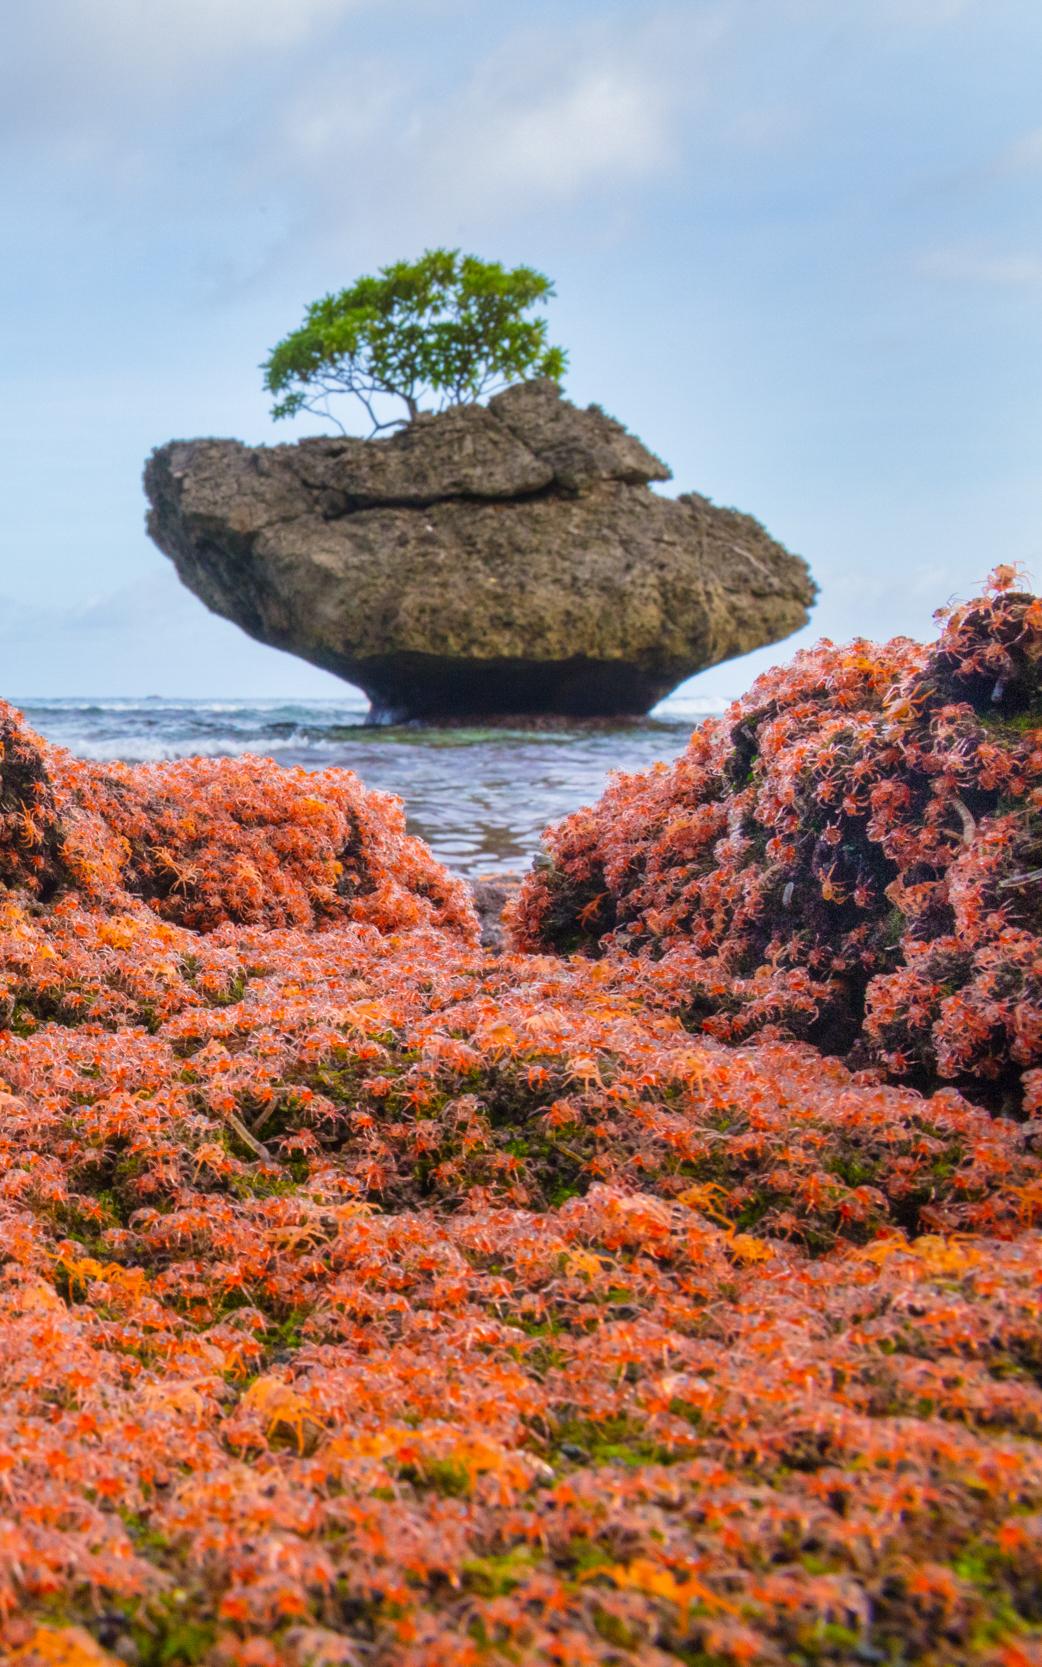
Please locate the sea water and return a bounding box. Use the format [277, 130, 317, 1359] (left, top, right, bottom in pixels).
[17, 692, 726, 878]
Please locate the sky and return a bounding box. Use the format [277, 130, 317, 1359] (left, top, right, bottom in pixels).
[0, 0, 1040, 700]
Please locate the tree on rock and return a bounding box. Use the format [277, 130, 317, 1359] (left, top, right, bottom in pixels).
[263, 248, 567, 435]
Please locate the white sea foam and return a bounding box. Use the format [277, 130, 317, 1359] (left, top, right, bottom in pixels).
[65, 736, 280, 763]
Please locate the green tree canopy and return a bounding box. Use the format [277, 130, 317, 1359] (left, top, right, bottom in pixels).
[262, 249, 567, 435]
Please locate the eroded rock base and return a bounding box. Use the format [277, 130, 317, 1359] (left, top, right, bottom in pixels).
[359, 654, 679, 723]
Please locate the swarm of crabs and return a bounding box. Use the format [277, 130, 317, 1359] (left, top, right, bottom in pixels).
[3, 572, 1042, 1667]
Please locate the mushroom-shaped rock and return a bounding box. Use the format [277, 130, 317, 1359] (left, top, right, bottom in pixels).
[144, 381, 816, 723]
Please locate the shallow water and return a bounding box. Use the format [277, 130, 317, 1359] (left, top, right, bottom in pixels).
[17, 692, 724, 878]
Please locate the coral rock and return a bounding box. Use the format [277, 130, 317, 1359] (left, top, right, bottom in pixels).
[509, 577, 1042, 1109]
[145, 381, 816, 722]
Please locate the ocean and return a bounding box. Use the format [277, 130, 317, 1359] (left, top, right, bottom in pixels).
[17, 692, 725, 878]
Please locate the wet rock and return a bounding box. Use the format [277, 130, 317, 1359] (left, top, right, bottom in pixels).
[469, 872, 523, 951]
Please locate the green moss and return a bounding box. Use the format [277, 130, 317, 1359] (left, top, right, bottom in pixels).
[62, 1588, 221, 1667]
[790, 1619, 865, 1659]
[119, 1507, 174, 1558]
[562, 1537, 613, 1576]
[230, 1169, 301, 1199]
[951, 1536, 1041, 1639]
[550, 1414, 678, 1468]
[980, 708, 1042, 735]
[826, 1153, 880, 1188]
[263, 1306, 312, 1354]
[672, 1654, 747, 1667]
[462, 1546, 539, 1596]
[591, 1605, 643, 1649]
[137, 1612, 218, 1666]
[398, 1457, 471, 1496]
[546, 1178, 583, 1206]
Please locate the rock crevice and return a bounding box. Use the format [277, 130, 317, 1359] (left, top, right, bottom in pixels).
[145, 380, 817, 722]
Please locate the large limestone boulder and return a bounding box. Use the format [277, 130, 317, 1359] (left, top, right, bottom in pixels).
[144, 381, 816, 723]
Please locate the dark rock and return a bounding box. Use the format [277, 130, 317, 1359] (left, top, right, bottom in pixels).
[469, 872, 522, 951]
[559, 1443, 590, 1463]
[145, 380, 816, 723]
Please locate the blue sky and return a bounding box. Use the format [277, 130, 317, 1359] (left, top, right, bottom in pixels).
[1, 0, 1039, 699]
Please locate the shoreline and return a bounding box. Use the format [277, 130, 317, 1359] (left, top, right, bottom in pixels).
[4, 582, 1042, 1663]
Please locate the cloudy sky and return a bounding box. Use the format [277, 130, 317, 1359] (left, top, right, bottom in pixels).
[1, 0, 1040, 699]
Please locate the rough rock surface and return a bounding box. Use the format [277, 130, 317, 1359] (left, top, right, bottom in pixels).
[468, 871, 523, 951]
[145, 381, 817, 722]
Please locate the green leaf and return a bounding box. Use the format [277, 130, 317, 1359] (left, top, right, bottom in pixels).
[262, 248, 567, 430]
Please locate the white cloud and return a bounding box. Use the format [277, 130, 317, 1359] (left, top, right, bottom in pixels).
[276, 70, 403, 165]
[723, 105, 806, 151]
[874, 0, 975, 23]
[453, 65, 674, 202]
[416, 5, 737, 211]
[252, 4, 724, 253]
[995, 125, 1042, 175]
[0, 0, 373, 154]
[797, 0, 978, 27]
[916, 247, 1042, 286]
[52, 0, 356, 71]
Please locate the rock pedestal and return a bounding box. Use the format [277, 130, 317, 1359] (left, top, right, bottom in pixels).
[145, 381, 816, 723]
